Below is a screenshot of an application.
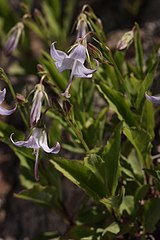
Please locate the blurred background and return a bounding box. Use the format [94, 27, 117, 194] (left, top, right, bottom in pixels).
[1, 0, 160, 239]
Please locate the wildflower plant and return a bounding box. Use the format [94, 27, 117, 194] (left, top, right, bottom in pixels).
[1, 1, 160, 239]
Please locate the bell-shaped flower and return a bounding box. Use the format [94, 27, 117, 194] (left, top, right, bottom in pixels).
[30, 83, 47, 127]
[50, 43, 96, 98]
[10, 128, 60, 181]
[0, 88, 16, 115]
[145, 92, 160, 104]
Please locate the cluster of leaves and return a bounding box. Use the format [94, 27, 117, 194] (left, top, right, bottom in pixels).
[0, 1, 160, 239]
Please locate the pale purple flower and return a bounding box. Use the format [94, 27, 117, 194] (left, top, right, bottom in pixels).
[0, 88, 16, 115]
[50, 43, 96, 98]
[10, 128, 60, 181]
[145, 92, 160, 104]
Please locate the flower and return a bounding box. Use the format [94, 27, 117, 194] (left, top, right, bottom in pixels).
[10, 128, 60, 181]
[145, 92, 160, 104]
[0, 88, 16, 115]
[30, 84, 46, 127]
[50, 43, 96, 98]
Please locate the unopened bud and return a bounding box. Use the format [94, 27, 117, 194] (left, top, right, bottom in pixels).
[116, 28, 134, 51]
[16, 93, 26, 104]
[37, 64, 45, 72]
[4, 22, 24, 56]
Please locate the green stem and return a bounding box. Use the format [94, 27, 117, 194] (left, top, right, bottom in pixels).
[66, 118, 90, 153]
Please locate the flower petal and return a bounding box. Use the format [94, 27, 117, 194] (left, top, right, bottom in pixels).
[0, 89, 6, 104]
[73, 61, 96, 78]
[69, 44, 86, 64]
[10, 134, 39, 149]
[39, 131, 60, 153]
[50, 42, 68, 62]
[145, 92, 160, 104]
[0, 105, 16, 115]
[30, 91, 43, 126]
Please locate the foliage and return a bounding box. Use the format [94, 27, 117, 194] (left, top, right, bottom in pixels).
[0, 1, 160, 239]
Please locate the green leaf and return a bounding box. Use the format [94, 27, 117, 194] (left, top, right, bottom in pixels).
[143, 168, 160, 183]
[141, 100, 155, 138]
[50, 157, 106, 200]
[102, 222, 120, 235]
[143, 198, 160, 233]
[136, 61, 158, 112]
[102, 123, 122, 195]
[120, 195, 134, 215]
[134, 23, 144, 78]
[97, 82, 139, 127]
[15, 184, 59, 208]
[100, 187, 125, 210]
[123, 127, 151, 166]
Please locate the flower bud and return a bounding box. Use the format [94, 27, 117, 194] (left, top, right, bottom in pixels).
[116, 28, 134, 51]
[4, 22, 24, 56]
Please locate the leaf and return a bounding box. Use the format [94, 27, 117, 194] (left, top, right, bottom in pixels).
[100, 187, 125, 210]
[134, 23, 144, 78]
[143, 168, 160, 183]
[15, 184, 59, 208]
[102, 123, 122, 195]
[141, 100, 155, 138]
[143, 198, 160, 233]
[123, 127, 151, 166]
[97, 82, 139, 127]
[134, 184, 149, 210]
[50, 157, 106, 200]
[136, 60, 158, 112]
[120, 195, 134, 215]
[84, 154, 105, 183]
[102, 222, 120, 235]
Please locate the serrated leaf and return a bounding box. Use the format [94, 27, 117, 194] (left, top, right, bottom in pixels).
[50, 157, 106, 200]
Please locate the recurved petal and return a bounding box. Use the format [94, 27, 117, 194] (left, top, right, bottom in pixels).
[0, 89, 6, 104]
[50, 42, 68, 62]
[145, 92, 160, 104]
[10, 134, 39, 149]
[0, 105, 16, 115]
[39, 131, 60, 153]
[73, 61, 96, 78]
[69, 44, 86, 64]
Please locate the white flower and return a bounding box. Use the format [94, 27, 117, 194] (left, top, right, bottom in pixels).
[50, 43, 96, 98]
[10, 128, 60, 181]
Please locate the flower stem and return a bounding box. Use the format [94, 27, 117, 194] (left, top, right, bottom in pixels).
[65, 117, 90, 153]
